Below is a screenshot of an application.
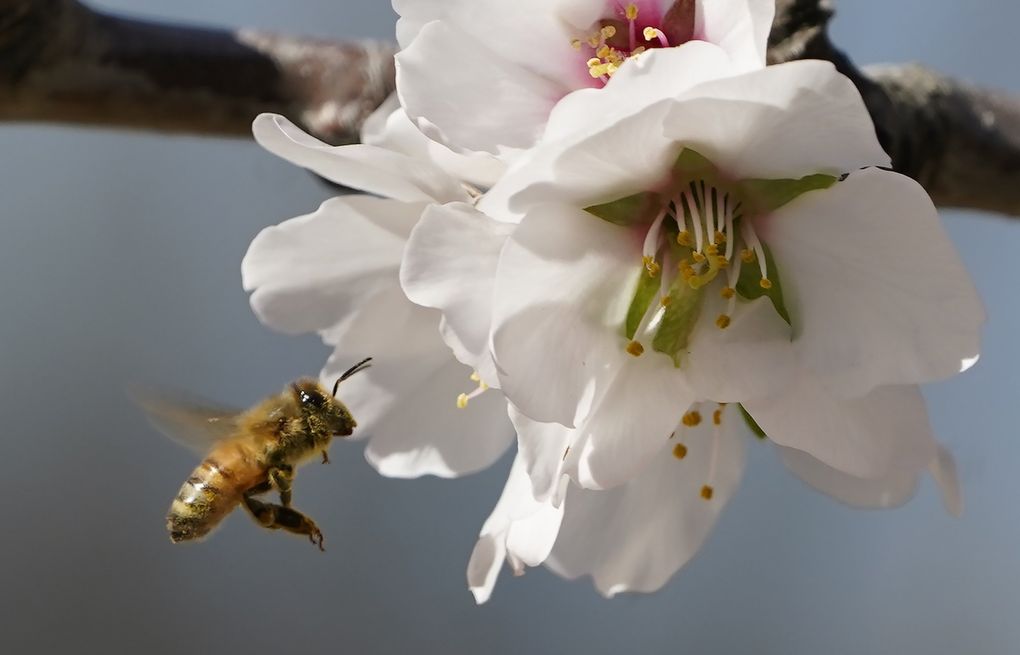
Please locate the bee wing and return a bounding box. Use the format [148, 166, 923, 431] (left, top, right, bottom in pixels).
[132, 388, 245, 454]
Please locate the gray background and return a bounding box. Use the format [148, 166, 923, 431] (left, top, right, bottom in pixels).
[1, 2, 1017, 653]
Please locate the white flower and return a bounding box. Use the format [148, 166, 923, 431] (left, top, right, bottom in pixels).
[393, 0, 775, 154]
[469, 415, 960, 600]
[241, 109, 513, 478]
[401, 46, 983, 494]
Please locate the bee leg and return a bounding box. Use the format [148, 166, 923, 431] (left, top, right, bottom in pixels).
[321, 450, 330, 464]
[268, 465, 294, 507]
[242, 492, 325, 551]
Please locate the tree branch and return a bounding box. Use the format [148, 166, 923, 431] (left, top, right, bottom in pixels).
[3, 0, 1019, 216]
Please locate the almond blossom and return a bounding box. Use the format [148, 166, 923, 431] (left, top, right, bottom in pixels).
[241, 108, 512, 478]
[393, 0, 775, 154]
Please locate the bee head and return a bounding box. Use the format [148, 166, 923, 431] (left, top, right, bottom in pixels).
[292, 357, 371, 439]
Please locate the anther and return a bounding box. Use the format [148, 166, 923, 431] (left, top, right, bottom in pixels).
[601, 25, 617, 39]
[643, 26, 670, 47]
[741, 249, 755, 263]
[596, 45, 611, 59]
[682, 410, 702, 427]
[676, 230, 692, 246]
[705, 244, 719, 256]
[692, 252, 706, 263]
[759, 278, 773, 290]
[570, 39, 582, 50]
[660, 295, 673, 307]
[721, 286, 735, 299]
[715, 314, 731, 329]
[626, 341, 645, 357]
[642, 255, 661, 277]
[715, 230, 727, 243]
[625, 3, 639, 20]
[469, 371, 481, 382]
[713, 407, 723, 425]
[672, 443, 688, 460]
[456, 393, 469, 409]
[700, 485, 714, 500]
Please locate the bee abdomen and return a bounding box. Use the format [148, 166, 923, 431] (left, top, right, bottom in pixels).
[166, 457, 240, 543]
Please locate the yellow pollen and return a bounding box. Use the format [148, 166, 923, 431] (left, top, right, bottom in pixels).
[631, 45, 647, 56]
[660, 295, 673, 307]
[606, 62, 620, 75]
[642, 26, 657, 41]
[692, 252, 706, 263]
[586, 57, 602, 68]
[682, 410, 702, 427]
[601, 25, 617, 39]
[570, 39, 582, 50]
[713, 408, 723, 425]
[626, 340, 645, 357]
[596, 45, 611, 59]
[676, 231, 692, 246]
[705, 244, 719, 256]
[715, 314, 731, 330]
[469, 371, 481, 382]
[700, 485, 714, 500]
[716, 256, 729, 269]
[587, 33, 601, 47]
[456, 393, 469, 409]
[759, 277, 773, 290]
[721, 286, 736, 299]
[672, 443, 688, 460]
[625, 3, 639, 20]
[741, 249, 756, 263]
[715, 231, 727, 243]
[642, 255, 661, 277]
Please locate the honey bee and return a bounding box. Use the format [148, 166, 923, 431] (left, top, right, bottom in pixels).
[138, 358, 372, 551]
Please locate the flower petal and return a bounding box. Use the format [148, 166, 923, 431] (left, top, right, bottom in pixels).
[252, 113, 467, 203]
[694, 0, 775, 71]
[546, 414, 745, 597]
[510, 405, 574, 505]
[930, 443, 963, 517]
[764, 168, 984, 396]
[242, 196, 421, 334]
[745, 381, 936, 479]
[468, 454, 565, 603]
[491, 204, 639, 425]
[319, 287, 513, 478]
[400, 203, 513, 383]
[396, 20, 567, 153]
[662, 59, 890, 180]
[779, 446, 920, 509]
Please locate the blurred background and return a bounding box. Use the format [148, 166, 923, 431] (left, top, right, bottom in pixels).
[1, 1, 1017, 653]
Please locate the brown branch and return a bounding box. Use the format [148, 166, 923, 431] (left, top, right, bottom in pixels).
[0, 0, 396, 144]
[2, 0, 1019, 216]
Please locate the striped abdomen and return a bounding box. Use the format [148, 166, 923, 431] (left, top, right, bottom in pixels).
[166, 450, 261, 543]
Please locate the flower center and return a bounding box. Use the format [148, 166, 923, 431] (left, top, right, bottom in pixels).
[570, 3, 678, 84]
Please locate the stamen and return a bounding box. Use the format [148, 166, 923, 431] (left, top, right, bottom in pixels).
[456, 374, 489, 409]
[642, 255, 661, 277]
[715, 314, 731, 329]
[601, 25, 617, 39]
[723, 196, 736, 262]
[702, 407, 722, 501]
[683, 189, 704, 254]
[672, 443, 688, 459]
[625, 3, 639, 49]
[626, 340, 645, 357]
[570, 39, 582, 50]
[740, 219, 769, 284]
[700, 485, 714, 500]
[720, 286, 735, 299]
[643, 26, 670, 47]
[682, 410, 702, 427]
[642, 207, 668, 258]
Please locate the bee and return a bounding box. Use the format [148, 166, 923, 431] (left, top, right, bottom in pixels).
[138, 358, 372, 551]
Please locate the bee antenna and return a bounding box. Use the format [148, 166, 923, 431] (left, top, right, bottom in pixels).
[333, 357, 373, 396]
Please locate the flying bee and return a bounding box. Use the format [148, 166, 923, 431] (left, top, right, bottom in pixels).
[138, 358, 372, 551]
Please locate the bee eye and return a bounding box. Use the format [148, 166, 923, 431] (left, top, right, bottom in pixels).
[298, 389, 326, 409]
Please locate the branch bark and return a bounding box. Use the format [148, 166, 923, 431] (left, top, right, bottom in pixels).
[2, 0, 1019, 216]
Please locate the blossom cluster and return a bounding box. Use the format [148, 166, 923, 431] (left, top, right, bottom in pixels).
[243, 0, 982, 600]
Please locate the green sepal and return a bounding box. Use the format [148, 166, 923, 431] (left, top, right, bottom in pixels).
[625, 268, 661, 340]
[736, 241, 791, 325]
[585, 192, 662, 227]
[672, 148, 722, 187]
[651, 275, 705, 367]
[737, 174, 837, 215]
[738, 404, 767, 440]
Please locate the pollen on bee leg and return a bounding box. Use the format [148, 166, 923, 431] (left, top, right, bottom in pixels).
[626, 340, 645, 357]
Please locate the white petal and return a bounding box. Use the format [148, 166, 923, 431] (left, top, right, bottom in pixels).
[396, 20, 567, 153]
[252, 113, 467, 203]
[319, 285, 513, 478]
[930, 443, 963, 517]
[468, 455, 565, 603]
[745, 381, 936, 479]
[546, 414, 746, 597]
[779, 446, 920, 509]
[511, 406, 574, 505]
[685, 294, 796, 403]
[662, 59, 890, 180]
[241, 196, 420, 334]
[400, 203, 512, 382]
[765, 169, 984, 396]
[694, 0, 775, 71]
[491, 204, 638, 425]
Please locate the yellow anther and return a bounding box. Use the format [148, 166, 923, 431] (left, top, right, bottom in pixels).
[759, 277, 773, 290]
[682, 410, 702, 427]
[642, 26, 658, 41]
[478, 381, 490, 392]
[596, 45, 611, 59]
[676, 230, 692, 246]
[601, 25, 617, 39]
[700, 485, 714, 500]
[588, 62, 612, 78]
[692, 252, 706, 263]
[570, 38, 582, 50]
[715, 314, 731, 330]
[625, 3, 639, 20]
[660, 295, 673, 307]
[679, 262, 696, 280]
[741, 249, 756, 263]
[642, 255, 661, 277]
[631, 46, 647, 56]
[715, 231, 727, 243]
[705, 243, 719, 256]
[626, 341, 645, 357]
[716, 256, 730, 269]
[721, 286, 736, 299]
[606, 62, 620, 75]
[586, 57, 602, 68]
[469, 371, 481, 382]
[672, 443, 688, 460]
[587, 33, 602, 47]
[713, 408, 723, 425]
[456, 393, 469, 409]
